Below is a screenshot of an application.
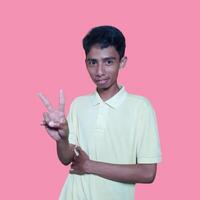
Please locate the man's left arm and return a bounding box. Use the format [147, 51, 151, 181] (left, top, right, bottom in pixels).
[70, 146, 157, 184]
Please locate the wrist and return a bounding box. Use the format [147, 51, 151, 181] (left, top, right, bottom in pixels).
[56, 137, 69, 146]
[58, 127, 69, 140]
[84, 159, 95, 174]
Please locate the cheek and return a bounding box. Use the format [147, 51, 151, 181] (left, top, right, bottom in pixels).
[86, 68, 94, 76]
[88, 70, 95, 78]
[107, 67, 119, 77]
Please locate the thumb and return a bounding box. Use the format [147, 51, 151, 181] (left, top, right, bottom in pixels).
[75, 146, 82, 152]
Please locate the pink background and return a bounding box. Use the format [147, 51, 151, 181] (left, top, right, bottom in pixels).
[0, 0, 199, 199]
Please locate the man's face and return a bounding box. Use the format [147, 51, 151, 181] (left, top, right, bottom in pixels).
[85, 45, 127, 90]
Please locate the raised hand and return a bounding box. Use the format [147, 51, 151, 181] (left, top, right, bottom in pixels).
[37, 89, 69, 141]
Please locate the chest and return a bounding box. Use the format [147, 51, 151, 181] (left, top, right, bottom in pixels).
[77, 104, 139, 159]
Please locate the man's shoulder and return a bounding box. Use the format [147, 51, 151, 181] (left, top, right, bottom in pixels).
[125, 92, 153, 109]
[70, 93, 93, 107]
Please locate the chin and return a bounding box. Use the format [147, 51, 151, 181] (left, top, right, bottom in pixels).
[96, 83, 112, 90]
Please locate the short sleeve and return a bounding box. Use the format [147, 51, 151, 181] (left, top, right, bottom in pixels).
[136, 100, 162, 164]
[66, 99, 78, 145]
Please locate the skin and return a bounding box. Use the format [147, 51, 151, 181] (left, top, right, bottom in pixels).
[85, 44, 127, 101]
[38, 45, 157, 184]
[37, 90, 76, 165]
[70, 146, 157, 184]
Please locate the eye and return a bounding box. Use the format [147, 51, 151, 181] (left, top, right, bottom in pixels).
[87, 60, 97, 66]
[105, 59, 114, 65]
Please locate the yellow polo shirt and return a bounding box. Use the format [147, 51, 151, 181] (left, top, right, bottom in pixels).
[59, 85, 162, 200]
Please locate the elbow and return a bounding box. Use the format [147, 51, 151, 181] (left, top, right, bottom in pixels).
[130, 173, 156, 184]
[140, 164, 157, 184]
[61, 161, 69, 166]
[144, 168, 157, 184]
[145, 172, 156, 183]
[58, 158, 71, 166]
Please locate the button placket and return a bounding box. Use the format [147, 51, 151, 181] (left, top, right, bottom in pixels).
[96, 102, 107, 132]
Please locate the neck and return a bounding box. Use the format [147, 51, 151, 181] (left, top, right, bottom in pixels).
[97, 83, 120, 101]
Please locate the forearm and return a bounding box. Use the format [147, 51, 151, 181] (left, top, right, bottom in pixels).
[85, 160, 156, 184]
[56, 139, 75, 165]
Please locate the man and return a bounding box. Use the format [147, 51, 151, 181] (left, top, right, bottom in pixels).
[38, 25, 162, 200]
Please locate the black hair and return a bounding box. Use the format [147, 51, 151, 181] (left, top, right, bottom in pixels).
[82, 25, 126, 60]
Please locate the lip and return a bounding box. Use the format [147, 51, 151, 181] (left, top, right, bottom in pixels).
[95, 78, 109, 84]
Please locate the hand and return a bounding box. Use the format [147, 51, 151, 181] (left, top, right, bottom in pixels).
[37, 89, 69, 141]
[70, 146, 90, 175]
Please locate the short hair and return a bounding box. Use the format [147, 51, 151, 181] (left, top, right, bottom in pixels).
[82, 25, 126, 60]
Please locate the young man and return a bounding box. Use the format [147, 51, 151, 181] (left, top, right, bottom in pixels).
[38, 26, 162, 200]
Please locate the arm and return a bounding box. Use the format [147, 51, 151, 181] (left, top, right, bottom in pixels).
[70, 147, 157, 184]
[56, 139, 75, 165]
[38, 90, 76, 166]
[43, 118, 76, 165]
[85, 160, 157, 184]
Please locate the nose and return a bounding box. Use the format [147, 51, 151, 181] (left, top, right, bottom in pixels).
[96, 62, 105, 76]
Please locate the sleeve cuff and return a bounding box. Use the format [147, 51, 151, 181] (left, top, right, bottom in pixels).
[137, 155, 162, 164]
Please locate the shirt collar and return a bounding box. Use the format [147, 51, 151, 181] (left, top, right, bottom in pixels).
[91, 85, 128, 109]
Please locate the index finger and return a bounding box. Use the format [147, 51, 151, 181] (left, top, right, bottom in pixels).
[59, 89, 65, 112]
[37, 92, 53, 112]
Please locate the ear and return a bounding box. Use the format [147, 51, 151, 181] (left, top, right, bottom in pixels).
[119, 56, 127, 69]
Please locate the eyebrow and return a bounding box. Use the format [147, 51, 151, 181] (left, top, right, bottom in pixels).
[86, 57, 116, 62]
[102, 57, 116, 61]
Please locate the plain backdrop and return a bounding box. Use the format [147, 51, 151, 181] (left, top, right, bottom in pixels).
[0, 0, 199, 199]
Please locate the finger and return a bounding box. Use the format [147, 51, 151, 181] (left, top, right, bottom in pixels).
[58, 128, 66, 137]
[70, 166, 78, 173]
[48, 120, 60, 128]
[74, 146, 80, 156]
[40, 121, 47, 126]
[43, 112, 50, 123]
[44, 126, 61, 141]
[59, 89, 65, 112]
[73, 154, 79, 161]
[76, 146, 81, 150]
[75, 146, 82, 153]
[70, 169, 75, 174]
[37, 92, 53, 112]
[70, 170, 82, 175]
[42, 119, 59, 129]
[59, 117, 66, 124]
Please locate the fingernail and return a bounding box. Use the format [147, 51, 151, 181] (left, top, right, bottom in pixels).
[49, 121, 55, 127]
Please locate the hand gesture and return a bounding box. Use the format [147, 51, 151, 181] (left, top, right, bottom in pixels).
[37, 89, 69, 141]
[70, 146, 90, 175]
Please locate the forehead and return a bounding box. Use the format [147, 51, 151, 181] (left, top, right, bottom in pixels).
[87, 45, 120, 60]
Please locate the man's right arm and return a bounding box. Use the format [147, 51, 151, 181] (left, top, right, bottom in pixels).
[37, 90, 77, 166]
[56, 139, 75, 165]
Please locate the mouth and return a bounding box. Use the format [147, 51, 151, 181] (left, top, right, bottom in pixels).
[95, 79, 109, 85]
